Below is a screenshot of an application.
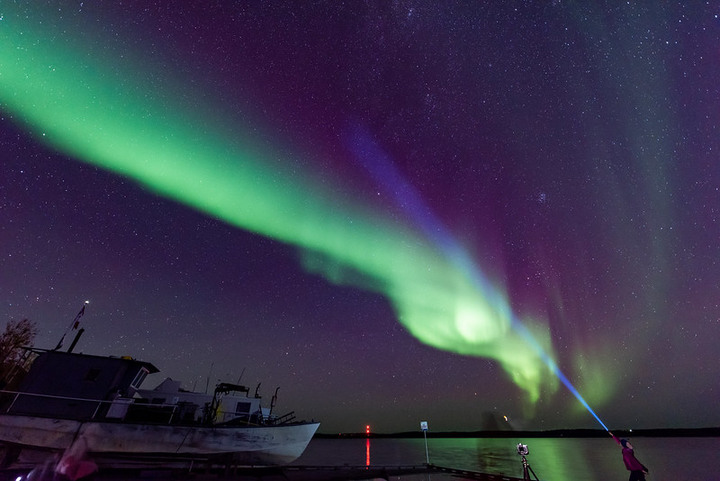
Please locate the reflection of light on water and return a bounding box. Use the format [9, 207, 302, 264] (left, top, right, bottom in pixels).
[366, 424, 371, 467]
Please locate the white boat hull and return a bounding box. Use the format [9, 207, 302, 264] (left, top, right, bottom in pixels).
[0, 414, 319, 469]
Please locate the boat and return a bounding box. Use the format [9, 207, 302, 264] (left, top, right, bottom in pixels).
[0, 348, 320, 474]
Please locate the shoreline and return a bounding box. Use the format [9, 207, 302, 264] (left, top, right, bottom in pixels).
[316, 427, 720, 438]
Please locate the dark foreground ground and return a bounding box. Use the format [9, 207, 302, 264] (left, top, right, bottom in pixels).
[0, 463, 524, 481]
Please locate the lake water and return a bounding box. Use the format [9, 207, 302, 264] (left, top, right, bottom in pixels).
[292, 436, 720, 481]
[4, 436, 719, 481]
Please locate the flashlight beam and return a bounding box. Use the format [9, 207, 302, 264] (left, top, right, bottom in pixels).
[347, 126, 610, 431]
[2, 7, 608, 428]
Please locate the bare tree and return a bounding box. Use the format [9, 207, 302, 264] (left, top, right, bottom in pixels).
[0, 318, 38, 365]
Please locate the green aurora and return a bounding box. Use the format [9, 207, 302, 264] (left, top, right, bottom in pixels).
[0, 8, 558, 406]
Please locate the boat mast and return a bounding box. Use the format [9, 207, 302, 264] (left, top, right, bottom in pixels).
[54, 301, 89, 351]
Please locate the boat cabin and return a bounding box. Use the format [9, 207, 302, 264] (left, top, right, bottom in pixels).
[136, 379, 268, 424]
[6, 349, 158, 420]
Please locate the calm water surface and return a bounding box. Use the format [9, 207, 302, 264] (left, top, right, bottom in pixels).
[292, 436, 720, 481]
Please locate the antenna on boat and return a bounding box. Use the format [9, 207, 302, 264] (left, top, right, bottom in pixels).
[236, 367, 246, 384]
[67, 328, 85, 353]
[54, 301, 90, 351]
[205, 362, 214, 394]
[270, 387, 279, 415]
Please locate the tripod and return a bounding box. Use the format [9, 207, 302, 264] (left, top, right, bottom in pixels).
[520, 455, 540, 481]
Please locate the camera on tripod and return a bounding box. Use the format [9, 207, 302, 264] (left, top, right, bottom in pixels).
[515, 442, 538, 480]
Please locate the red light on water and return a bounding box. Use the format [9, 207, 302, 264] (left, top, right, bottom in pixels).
[365, 425, 371, 466]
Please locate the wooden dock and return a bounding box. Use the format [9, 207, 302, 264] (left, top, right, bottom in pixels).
[1, 464, 526, 481]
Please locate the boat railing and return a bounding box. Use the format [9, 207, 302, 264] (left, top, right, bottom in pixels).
[0, 389, 181, 424]
[272, 410, 296, 425]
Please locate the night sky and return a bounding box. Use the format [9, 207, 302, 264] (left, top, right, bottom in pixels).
[2, 2, 719, 434]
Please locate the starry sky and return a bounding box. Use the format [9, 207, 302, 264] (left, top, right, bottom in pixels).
[1, 2, 719, 434]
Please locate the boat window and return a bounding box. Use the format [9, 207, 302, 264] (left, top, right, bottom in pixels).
[130, 367, 149, 389]
[236, 401, 251, 414]
[84, 368, 101, 382]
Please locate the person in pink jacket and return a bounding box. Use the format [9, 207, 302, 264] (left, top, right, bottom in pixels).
[609, 432, 649, 481]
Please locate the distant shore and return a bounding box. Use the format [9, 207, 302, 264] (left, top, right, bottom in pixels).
[316, 427, 720, 438]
